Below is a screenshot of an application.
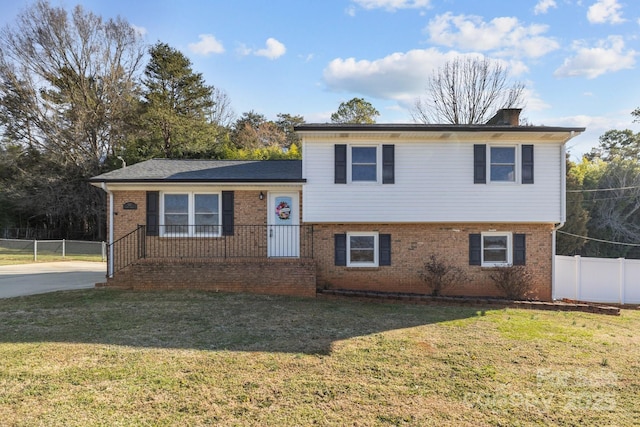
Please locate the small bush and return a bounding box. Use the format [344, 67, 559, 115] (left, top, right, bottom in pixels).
[488, 265, 534, 300]
[419, 254, 468, 296]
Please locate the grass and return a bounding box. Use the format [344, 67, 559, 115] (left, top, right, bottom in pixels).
[0, 253, 104, 265]
[0, 290, 638, 426]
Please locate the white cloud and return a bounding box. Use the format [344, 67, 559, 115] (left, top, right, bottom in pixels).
[255, 38, 286, 59]
[131, 24, 147, 37]
[426, 13, 559, 58]
[188, 34, 225, 56]
[554, 36, 636, 78]
[587, 0, 625, 24]
[322, 49, 527, 102]
[534, 0, 557, 15]
[352, 0, 431, 11]
[238, 38, 286, 60]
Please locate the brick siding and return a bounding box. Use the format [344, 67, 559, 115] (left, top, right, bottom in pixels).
[312, 223, 554, 301]
[105, 258, 316, 298]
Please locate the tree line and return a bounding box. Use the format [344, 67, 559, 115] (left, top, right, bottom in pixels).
[0, 1, 377, 240]
[558, 116, 640, 259]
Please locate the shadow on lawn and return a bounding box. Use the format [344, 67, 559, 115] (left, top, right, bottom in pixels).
[0, 289, 489, 354]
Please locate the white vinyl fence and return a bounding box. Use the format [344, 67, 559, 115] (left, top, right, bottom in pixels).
[554, 255, 640, 304]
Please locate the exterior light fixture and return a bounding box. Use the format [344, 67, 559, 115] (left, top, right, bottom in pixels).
[259, 191, 264, 200]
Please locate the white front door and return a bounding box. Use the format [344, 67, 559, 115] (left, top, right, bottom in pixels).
[268, 192, 300, 257]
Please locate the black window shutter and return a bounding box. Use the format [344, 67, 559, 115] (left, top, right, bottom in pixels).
[335, 234, 347, 266]
[474, 144, 486, 184]
[222, 191, 234, 236]
[513, 233, 526, 265]
[382, 145, 395, 184]
[469, 233, 481, 265]
[146, 191, 159, 236]
[522, 145, 534, 184]
[379, 234, 391, 266]
[335, 144, 347, 184]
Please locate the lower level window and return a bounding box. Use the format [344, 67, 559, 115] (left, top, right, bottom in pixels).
[482, 232, 512, 266]
[347, 232, 378, 267]
[162, 192, 220, 236]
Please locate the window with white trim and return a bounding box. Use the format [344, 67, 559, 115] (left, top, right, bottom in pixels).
[347, 232, 378, 267]
[350, 146, 378, 182]
[490, 146, 516, 182]
[482, 232, 512, 267]
[161, 192, 220, 236]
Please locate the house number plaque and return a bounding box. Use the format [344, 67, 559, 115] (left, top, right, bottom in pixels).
[123, 202, 138, 210]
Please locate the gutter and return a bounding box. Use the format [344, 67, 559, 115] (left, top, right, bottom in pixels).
[101, 182, 114, 279]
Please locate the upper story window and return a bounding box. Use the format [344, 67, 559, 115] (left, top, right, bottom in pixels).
[490, 146, 516, 182]
[474, 144, 533, 185]
[351, 146, 377, 182]
[334, 144, 394, 185]
[161, 192, 220, 236]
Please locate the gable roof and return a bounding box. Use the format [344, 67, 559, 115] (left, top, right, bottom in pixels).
[89, 159, 304, 183]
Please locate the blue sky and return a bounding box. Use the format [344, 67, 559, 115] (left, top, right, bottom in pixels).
[2, 0, 639, 157]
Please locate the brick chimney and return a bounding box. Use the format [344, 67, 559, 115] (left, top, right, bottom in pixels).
[486, 108, 521, 126]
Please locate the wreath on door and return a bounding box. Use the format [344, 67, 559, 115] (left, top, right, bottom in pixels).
[275, 201, 291, 220]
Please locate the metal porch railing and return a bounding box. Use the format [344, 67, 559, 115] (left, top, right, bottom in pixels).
[107, 224, 314, 277]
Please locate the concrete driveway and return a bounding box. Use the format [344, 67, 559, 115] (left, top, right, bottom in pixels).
[0, 261, 106, 299]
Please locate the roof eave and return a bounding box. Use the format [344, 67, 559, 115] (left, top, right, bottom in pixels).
[89, 178, 307, 184]
[295, 124, 586, 133]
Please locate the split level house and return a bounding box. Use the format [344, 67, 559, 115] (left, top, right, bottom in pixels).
[90, 109, 584, 300]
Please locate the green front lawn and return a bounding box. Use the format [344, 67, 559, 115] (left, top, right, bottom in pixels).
[0, 290, 637, 426]
[0, 253, 104, 265]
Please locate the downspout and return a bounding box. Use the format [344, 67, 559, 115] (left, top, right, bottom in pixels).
[101, 182, 114, 278]
[552, 134, 571, 300]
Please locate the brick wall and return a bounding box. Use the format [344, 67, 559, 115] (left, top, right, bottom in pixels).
[106, 258, 316, 298]
[111, 189, 287, 240]
[312, 223, 554, 301]
[112, 191, 146, 241]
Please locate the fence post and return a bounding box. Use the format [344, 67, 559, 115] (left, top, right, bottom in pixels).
[34, 239, 38, 262]
[101, 241, 106, 262]
[619, 258, 625, 305]
[574, 255, 581, 300]
[62, 239, 66, 259]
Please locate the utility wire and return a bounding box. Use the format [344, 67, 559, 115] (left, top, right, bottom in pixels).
[567, 185, 640, 193]
[557, 230, 640, 247]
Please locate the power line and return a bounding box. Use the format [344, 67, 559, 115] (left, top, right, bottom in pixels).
[557, 230, 640, 247]
[567, 185, 640, 193]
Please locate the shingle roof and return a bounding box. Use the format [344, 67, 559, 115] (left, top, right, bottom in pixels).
[89, 159, 304, 183]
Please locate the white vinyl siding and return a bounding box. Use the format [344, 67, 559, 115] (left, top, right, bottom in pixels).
[302, 140, 563, 223]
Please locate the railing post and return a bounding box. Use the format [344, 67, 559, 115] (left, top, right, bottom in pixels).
[34, 239, 37, 262]
[62, 239, 66, 259]
[139, 225, 146, 259]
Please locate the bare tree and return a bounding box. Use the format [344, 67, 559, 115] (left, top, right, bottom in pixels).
[0, 0, 145, 171]
[208, 87, 236, 128]
[412, 57, 525, 124]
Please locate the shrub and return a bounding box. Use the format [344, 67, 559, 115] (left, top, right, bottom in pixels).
[418, 254, 468, 296]
[488, 265, 534, 300]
